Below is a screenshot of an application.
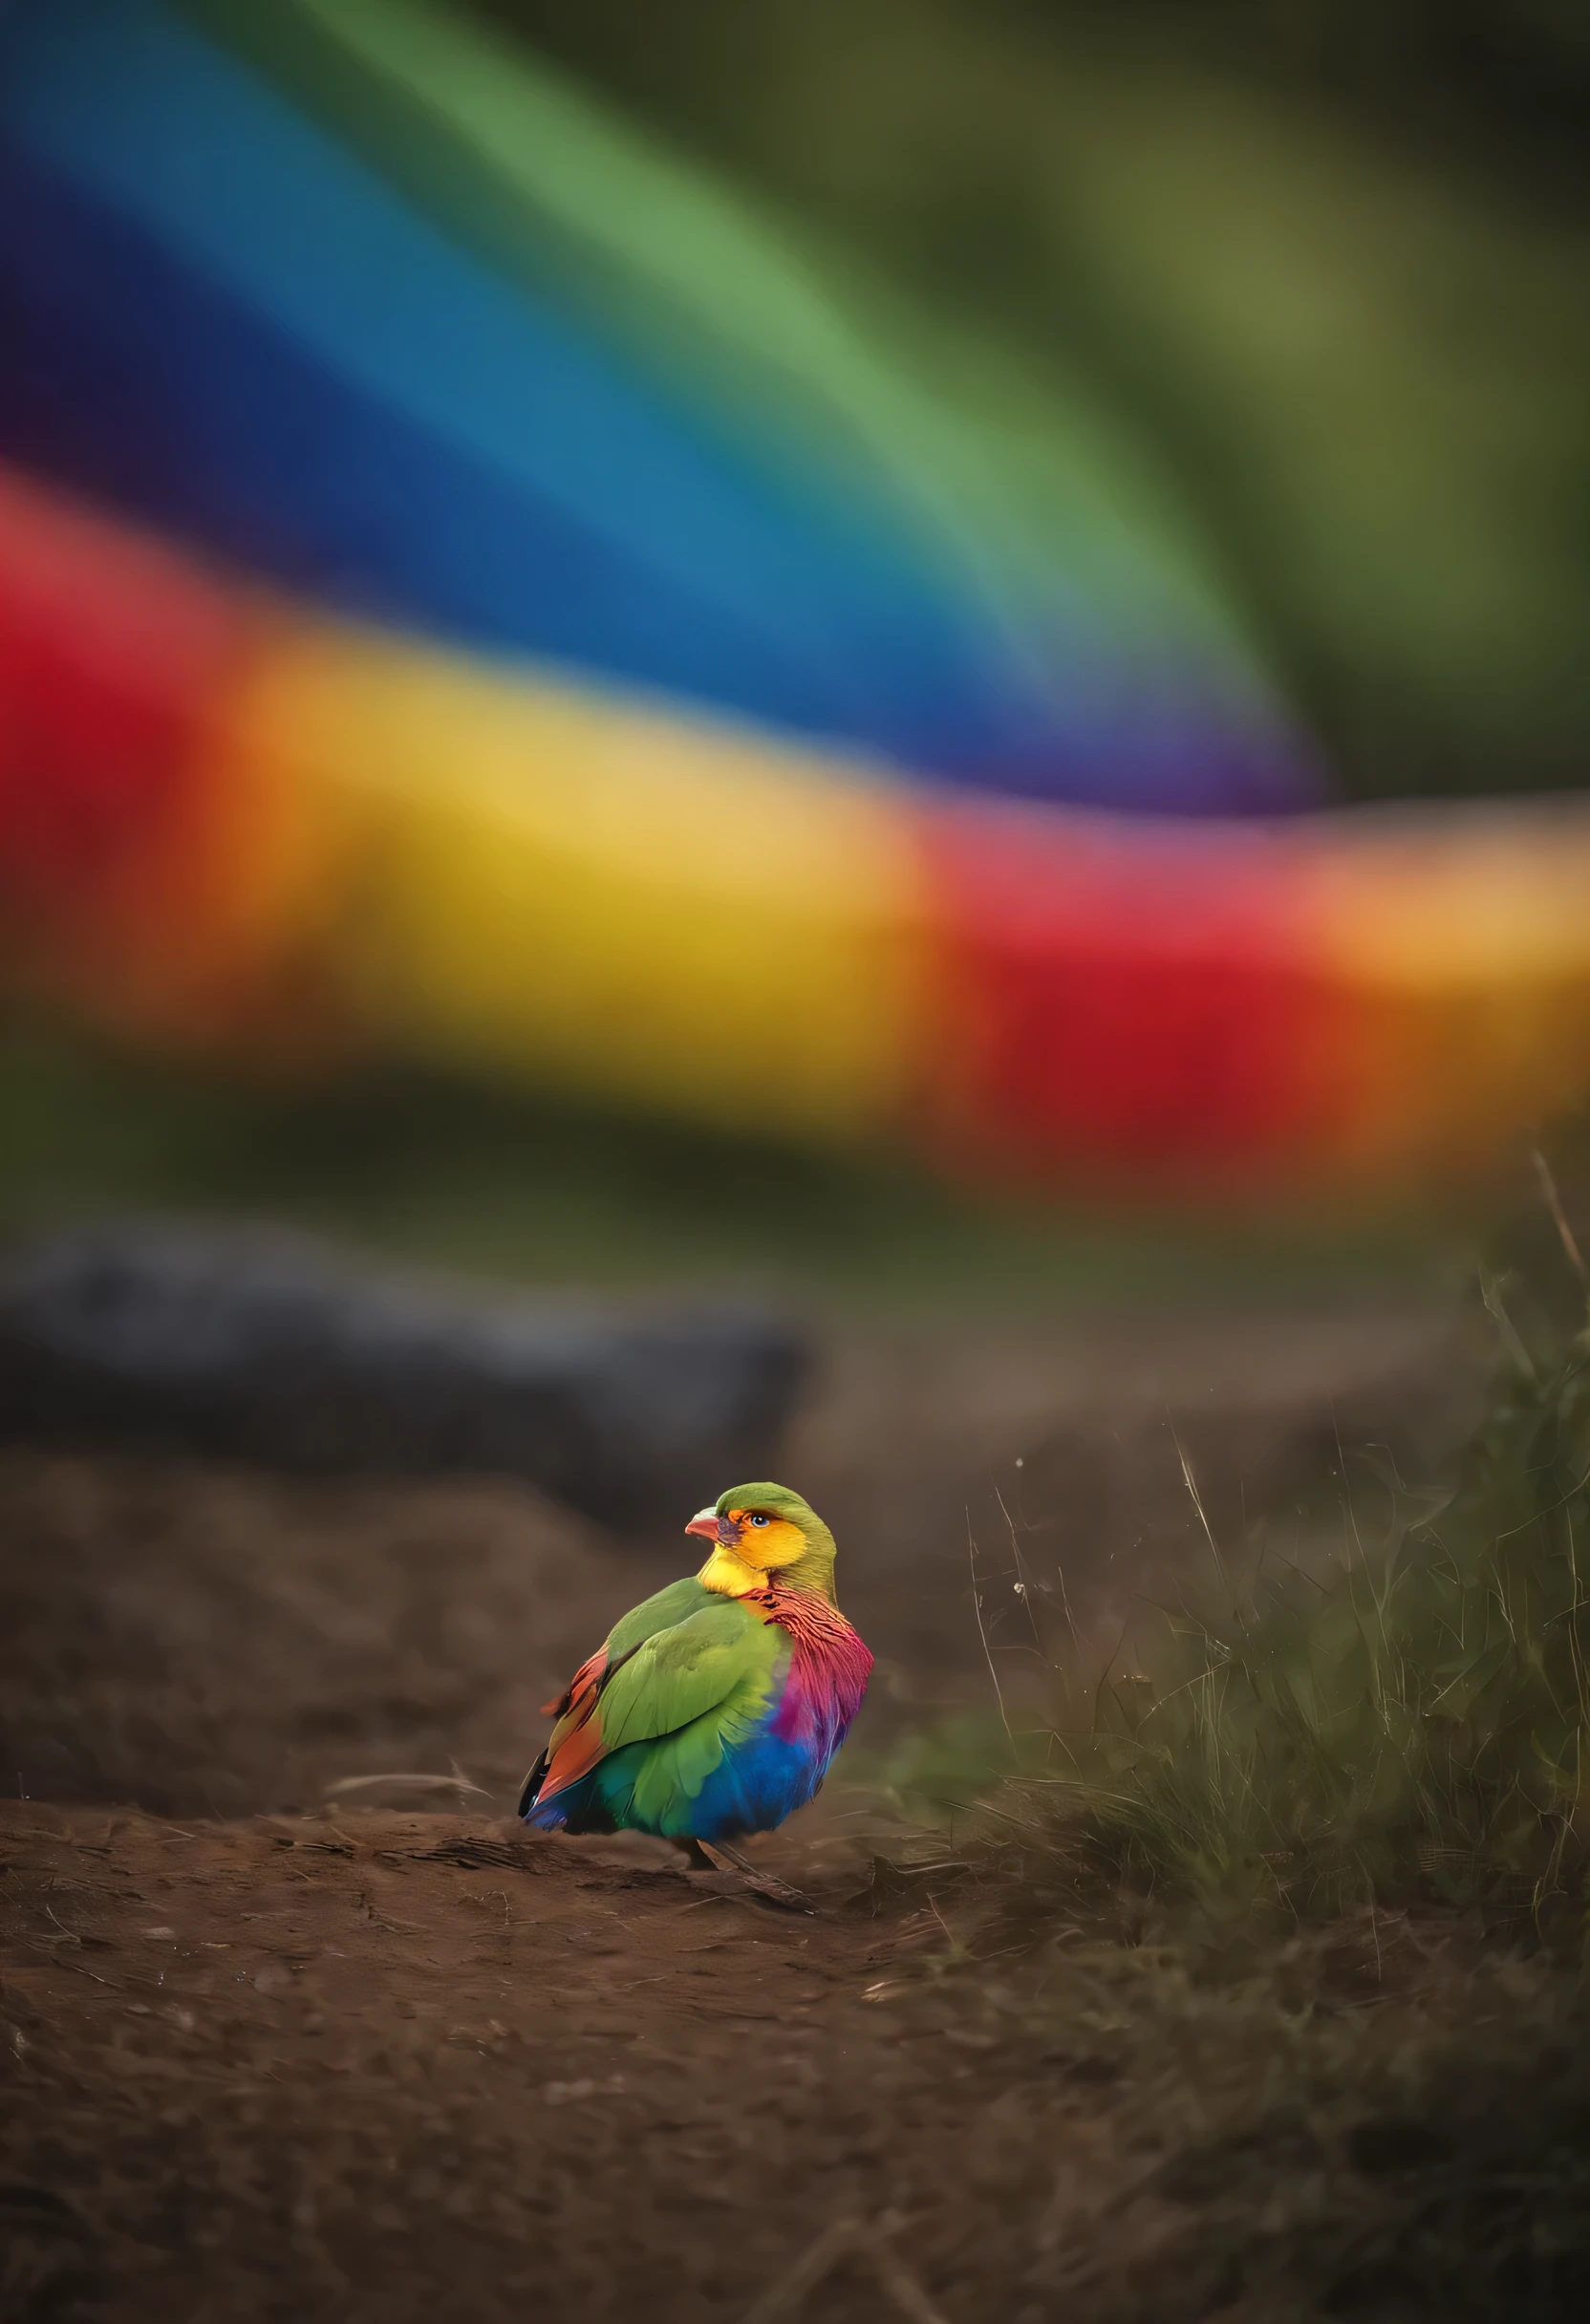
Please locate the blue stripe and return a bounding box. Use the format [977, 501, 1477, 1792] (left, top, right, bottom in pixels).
[523, 1724, 835, 1842]
[0, 0, 1311, 810]
[0, 151, 894, 741]
[684, 1731, 831, 1840]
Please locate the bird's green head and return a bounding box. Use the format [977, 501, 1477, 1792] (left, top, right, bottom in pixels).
[686, 1481, 839, 1603]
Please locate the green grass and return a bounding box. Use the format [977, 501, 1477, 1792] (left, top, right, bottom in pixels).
[866, 1910, 1590, 2319]
[853, 1239, 1590, 2311]
[892, 1246, 1590, 1953]
[873, 1245, 1590, 1951]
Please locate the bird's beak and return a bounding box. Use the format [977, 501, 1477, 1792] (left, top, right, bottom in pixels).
[685, 1507, 721, 1543]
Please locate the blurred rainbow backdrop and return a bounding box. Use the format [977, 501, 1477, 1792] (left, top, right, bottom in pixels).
[2, 0, 1589, 1205]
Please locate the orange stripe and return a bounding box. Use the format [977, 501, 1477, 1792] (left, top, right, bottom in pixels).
[535, 1649, 612, 1801]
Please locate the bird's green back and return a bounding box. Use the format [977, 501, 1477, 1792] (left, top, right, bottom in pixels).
[604, 1574, 720, 1662]
[594, 1596, 782, 1795]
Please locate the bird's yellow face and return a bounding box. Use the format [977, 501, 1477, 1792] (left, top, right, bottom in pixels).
[686, 1503, 809, 1596]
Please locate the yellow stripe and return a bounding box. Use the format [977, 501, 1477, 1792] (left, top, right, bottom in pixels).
[1310, 808, 1590, 1181]
[219, 624, 934, 1141]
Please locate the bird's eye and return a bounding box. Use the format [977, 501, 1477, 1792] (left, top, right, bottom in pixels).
[749, 1512, 770, 1528]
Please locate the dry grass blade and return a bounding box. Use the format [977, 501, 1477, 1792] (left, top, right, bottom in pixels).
[968, 1516, 1014, 1744]
[863, 2224, 955, 2324]
[322, 1773, 492, 1799]
[1533, 1147, 1588, 1282]
[740, 2217, 861, 2323]
[740, 2215, 950, 2324]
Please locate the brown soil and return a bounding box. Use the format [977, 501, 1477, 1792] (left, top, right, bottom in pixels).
[5, 1802, 1582, 2324]
[3, 1800, 962, 2324]
[3, 1296, 1524, 2321]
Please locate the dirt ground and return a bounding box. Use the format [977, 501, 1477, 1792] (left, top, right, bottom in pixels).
[3, 1800, 971, 2324]
[5, 1293, 1535, 2322]
[6, 1800, 1586, 2324]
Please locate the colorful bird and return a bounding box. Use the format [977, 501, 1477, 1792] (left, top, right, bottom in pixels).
[519, 1483, 871, 1871]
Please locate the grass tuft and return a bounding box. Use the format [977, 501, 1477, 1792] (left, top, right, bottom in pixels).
[931, 1265, 1590, 1952]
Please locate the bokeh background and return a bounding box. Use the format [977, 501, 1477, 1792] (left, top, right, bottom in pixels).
[494, 0, 1590, 804]
[5, 0, 1589, 1262]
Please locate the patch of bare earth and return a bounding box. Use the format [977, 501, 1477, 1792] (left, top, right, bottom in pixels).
[5, 1804, 1588, 2323]
[0, 1801, 1030, 2323]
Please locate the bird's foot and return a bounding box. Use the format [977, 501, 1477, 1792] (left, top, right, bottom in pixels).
[694, 1840, 814, 1915]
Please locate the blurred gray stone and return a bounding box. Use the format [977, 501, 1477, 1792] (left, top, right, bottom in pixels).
[0, 1221, 809, 1527]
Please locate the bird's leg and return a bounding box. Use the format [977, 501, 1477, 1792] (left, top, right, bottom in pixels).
[671, 1835, 812, 1911]
[694, 1839, 814, 1914]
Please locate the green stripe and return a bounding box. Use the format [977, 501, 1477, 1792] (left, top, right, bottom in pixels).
[174, 0, 1282, 675]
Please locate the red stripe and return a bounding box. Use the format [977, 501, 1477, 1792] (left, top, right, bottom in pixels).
[0, 465, 255, 919]
[916, 800, 1364, 1198]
